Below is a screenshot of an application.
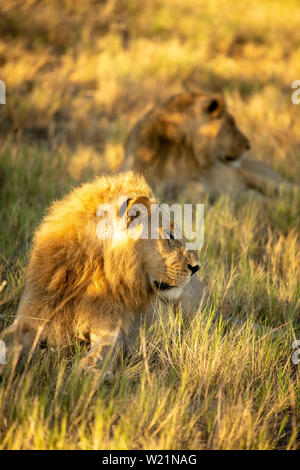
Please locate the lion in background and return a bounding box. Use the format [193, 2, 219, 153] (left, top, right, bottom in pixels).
[2, 172, 204, 378]
[121, 91, 297, 202]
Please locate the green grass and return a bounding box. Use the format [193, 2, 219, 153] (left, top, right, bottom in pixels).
[0, 304, 298, 449]
[0, 0, 299, 449]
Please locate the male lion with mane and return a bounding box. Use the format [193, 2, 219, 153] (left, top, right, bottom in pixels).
[122, 91, 296, 201]
[2, 172, 204, 379]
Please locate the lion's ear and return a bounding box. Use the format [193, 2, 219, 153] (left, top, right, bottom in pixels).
[129, 195, 151, 209]
[203, 96, 224, 118]
[119, 196, 151, 224]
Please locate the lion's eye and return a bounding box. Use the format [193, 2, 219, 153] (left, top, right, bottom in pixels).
[129, 210, 140, 221]
[165, 232, 174, 240]
[166, 232, 175, 246]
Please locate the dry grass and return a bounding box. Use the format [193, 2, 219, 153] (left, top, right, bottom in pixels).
[0, 0, 299, 449]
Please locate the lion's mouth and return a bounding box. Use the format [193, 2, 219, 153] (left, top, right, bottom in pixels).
[151, 278, 186, 301]
[154, 280, 177, 291]
[223, 155, 240, 162]
[219, 154, 243, 169]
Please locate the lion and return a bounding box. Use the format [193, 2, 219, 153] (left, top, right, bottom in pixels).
[121, 91, 296, 201]
[2, 172, 204, 378]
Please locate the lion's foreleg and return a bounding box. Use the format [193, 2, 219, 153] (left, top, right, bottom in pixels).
[237, 157, 297, 195]
[79, 325, 124, 381]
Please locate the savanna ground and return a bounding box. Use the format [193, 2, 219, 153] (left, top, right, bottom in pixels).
[0, 0, 300, 450]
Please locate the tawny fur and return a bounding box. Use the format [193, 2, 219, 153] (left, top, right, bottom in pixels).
[121, 91, 297, 201]
[4, 172, 203, 376]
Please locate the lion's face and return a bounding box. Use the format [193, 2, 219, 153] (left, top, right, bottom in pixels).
[144, 231, 200, 301]
[109, 196, 200, 301]
[182, 93, 251, 168]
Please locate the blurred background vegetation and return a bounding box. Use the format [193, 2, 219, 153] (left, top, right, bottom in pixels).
[1, 0, 300, 175]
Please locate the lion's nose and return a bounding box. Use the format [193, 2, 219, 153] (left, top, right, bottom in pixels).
[188, 264, 200, 275]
